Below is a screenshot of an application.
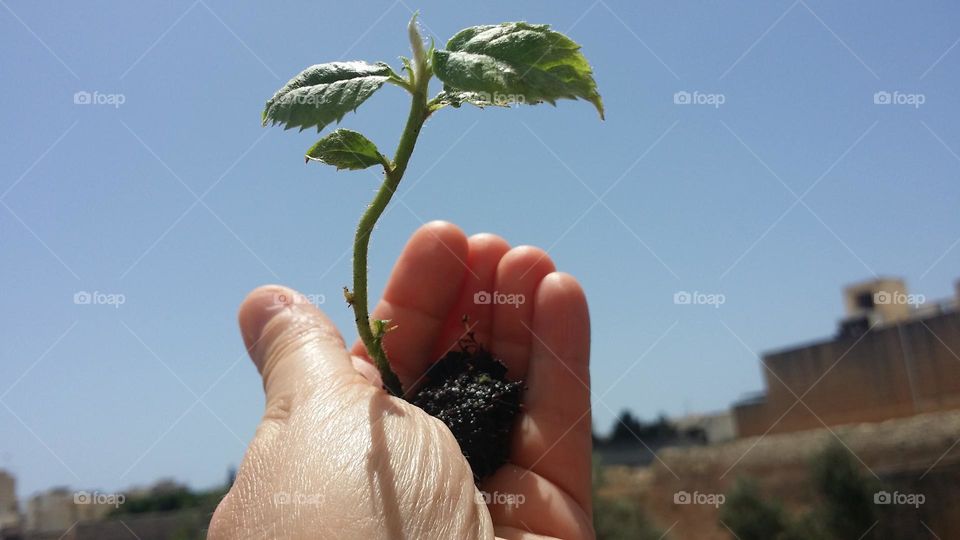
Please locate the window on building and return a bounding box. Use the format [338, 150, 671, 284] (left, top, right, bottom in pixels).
[855, 291, 875, 310]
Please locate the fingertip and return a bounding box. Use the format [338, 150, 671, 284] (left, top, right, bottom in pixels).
[416, 220, 468, 247]
[534, 272, 590, 353]
[238, 284, 345, 376]
[501, 245, 556, 278]
[468, 232, 510, 255]
[238, 285, 294, 353]
[402, 221, 469, 276]
[536, 272, 588, 312]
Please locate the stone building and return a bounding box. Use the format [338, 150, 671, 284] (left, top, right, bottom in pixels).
[734, 277, 960, 437]
[0, 470, 18, 531]
[25, 488, 113, 534]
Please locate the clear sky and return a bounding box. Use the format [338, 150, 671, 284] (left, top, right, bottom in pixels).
[2, 1, 958, 499]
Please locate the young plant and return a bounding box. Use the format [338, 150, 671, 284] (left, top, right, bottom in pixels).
[263, 14, 602, 479]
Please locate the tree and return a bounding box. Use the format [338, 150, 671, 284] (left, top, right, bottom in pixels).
[809, 442, 878, 539]
[720, 478, 797, 540]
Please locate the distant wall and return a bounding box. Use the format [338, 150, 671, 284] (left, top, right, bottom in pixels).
[22, 510, 208, 540]
[736, 310, 960, 437]
[621, 409, 960, 540]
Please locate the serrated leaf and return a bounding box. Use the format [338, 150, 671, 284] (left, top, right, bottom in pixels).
[432, 90, 511, 110]
[432, 23, 604, 118]
[262, 61, 391, 132]
[305, 129, 388, 171]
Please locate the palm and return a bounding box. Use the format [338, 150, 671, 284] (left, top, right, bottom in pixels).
[351, 222, 593, 539]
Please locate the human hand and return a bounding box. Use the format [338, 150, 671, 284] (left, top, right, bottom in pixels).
[209, 221, 592, 539]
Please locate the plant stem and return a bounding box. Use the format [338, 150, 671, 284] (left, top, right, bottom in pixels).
[351, 37, 431, 397]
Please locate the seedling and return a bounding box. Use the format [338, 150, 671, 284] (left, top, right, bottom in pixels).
[263, 14, 601, 479]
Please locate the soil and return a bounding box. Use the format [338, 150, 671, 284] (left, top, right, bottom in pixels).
[410, 335, 524, 481]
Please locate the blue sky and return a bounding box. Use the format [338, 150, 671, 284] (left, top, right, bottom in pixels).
[1, 1, 958, 498]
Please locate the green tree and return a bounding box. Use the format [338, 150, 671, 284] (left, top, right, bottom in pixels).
[809, 442, 878, 539]
[720, 478, 796, 540]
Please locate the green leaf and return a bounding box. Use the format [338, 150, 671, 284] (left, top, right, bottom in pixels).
[262, 61, 391, 132]
[432, 23, 604, 118]
[305, 129, 388, 171]
[399, 55, 413, 74]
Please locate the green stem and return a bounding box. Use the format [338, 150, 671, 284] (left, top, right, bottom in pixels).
[352, 42, 431, 397]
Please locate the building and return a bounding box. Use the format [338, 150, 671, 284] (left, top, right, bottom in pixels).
[0, 470, 18, 531]
[734, 277, 960, 437]
[25, 488, 113, 534]
[25, 488, 73, 533]
[671, 411, 735, 444]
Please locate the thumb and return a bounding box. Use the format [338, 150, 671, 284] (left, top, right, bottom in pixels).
[238, 285, 356, 407]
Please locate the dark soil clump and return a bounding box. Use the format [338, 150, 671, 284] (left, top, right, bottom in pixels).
[410, 337, 524, 481]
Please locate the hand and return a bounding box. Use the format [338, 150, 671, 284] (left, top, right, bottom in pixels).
[209, 221, 592, 539]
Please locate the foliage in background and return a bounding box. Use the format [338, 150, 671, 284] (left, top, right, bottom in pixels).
[109, 482, 227, 517]
[809, 442, 879, 539]
[592, 458, 662, 540]
[720, 478, 798, 540]
[721, 441, 880, 540]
